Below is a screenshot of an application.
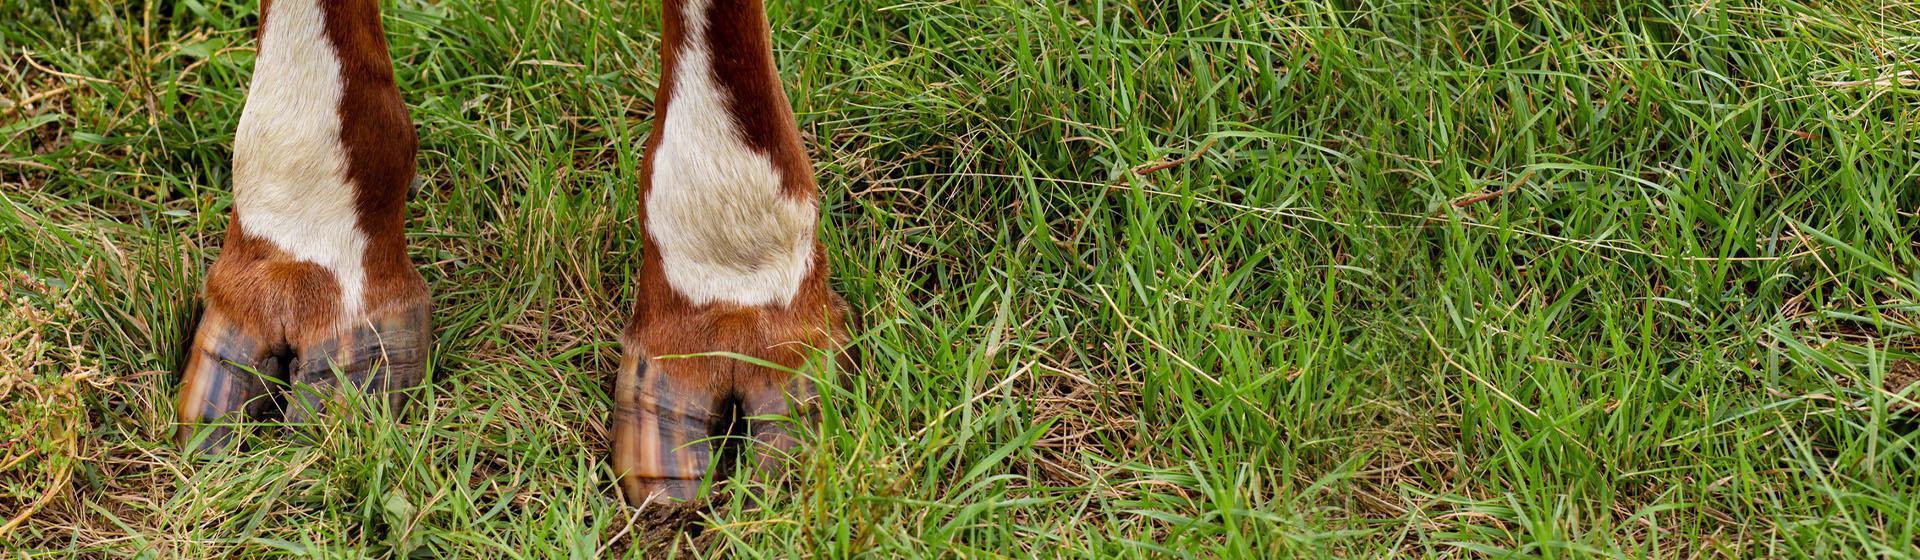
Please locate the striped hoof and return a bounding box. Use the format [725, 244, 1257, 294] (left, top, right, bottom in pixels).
[610, 345, 817, 506]
[174, 301, 431, 452]
[173, 310, 279, 451]
[282, 303, 431, 425]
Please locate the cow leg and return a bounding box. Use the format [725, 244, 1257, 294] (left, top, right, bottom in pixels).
[175, 0, 427, 451]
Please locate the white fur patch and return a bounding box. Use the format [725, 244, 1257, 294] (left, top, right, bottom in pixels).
[232, 0, 367, 324]
[645, 0, 817, 308]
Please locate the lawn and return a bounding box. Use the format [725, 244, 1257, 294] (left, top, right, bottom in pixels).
[4, 0, 1919, 557]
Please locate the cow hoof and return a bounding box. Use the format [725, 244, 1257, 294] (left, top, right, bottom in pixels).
[175, 301, 431, 452]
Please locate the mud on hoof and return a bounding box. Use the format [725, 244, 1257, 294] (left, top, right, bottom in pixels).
[174, 301, 432, 452]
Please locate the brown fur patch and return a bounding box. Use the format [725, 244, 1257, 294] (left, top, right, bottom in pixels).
[322, 0, 427, 317]
[204, 221, 345, 348]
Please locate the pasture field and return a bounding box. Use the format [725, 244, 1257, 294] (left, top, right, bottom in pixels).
[4, 0, 1919, 557]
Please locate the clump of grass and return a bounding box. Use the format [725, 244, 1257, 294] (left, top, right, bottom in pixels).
[0, 274, 104, 545]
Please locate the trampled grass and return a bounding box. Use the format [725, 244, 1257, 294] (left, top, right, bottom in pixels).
[4, 0, 1919, 557]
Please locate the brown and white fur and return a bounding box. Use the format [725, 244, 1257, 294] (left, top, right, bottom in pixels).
[176, 0, 847, 506]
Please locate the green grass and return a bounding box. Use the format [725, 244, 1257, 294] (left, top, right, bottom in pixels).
[4, 0, 1920, 557]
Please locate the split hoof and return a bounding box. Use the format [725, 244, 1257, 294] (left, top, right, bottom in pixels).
[174, 302, 431, 452]
[610, 347, 817, 507]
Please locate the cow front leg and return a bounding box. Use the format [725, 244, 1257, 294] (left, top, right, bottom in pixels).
[174, 0, 426, 452]
[610, 0, 851, 506]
